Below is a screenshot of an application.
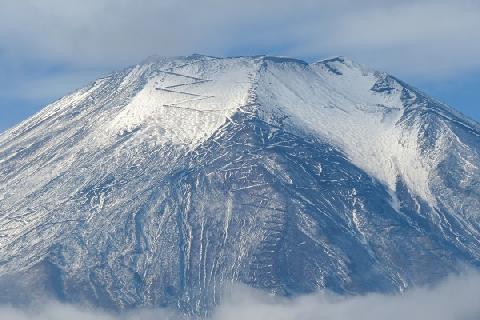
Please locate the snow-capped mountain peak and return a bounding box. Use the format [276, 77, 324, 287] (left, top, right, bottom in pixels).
[1, 55, 479, 315]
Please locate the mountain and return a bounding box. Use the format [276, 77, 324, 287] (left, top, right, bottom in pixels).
[0, 55, 479, 316]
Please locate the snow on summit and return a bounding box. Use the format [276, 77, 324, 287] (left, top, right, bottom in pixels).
[0, 55, 455, 205]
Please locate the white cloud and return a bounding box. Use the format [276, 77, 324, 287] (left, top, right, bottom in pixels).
[0, 0, 478, 76]
[212, 271, 480, 320]
[1, 271, 480, 320]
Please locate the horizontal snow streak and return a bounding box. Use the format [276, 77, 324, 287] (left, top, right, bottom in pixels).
[106, 57, 257, 147]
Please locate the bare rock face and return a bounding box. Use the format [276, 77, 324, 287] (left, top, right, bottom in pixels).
[0, 55, 479, 315]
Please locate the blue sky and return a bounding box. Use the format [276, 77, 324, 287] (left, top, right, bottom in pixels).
[0, 0, 479, 132]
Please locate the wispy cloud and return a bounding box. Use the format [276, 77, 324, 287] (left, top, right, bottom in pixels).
[1, 271, 480, 320]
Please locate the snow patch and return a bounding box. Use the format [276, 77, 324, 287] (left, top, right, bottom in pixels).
[255, 58, 434, 204]
[106, 58, 256, 147]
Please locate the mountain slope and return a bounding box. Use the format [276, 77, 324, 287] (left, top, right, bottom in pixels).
[0, 55, 479, 315]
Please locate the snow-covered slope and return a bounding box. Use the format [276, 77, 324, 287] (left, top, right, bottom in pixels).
[256, 57, 431, 202]
[1, 55, 480, 315]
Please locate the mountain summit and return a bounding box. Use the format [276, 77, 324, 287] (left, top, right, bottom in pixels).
[1, 55, 479, 315]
